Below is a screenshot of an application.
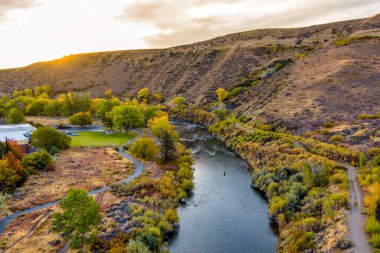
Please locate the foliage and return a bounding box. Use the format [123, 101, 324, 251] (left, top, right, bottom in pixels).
[329, 134, 343, 143]
[105, 89, 113, 98]
[130, 137, 159, 160]
[0, 160, 20, 192]
[31, 126, 71, 150]
[21, 149, 53, 171]
[216, 88, 230, 103]
[111, 105, 144, 133]
[0, 192, 9, 215]
[138, 88, 149, 102]
[126, 240, 150, 253]
[97, 98, 120, 129]
[69, 111, 92, 127]
[335, 36, 378, 46]
[49, 146, 60, 155]
[52, 189, 101, 250]
[172, 96, 186, 109]
[149, 116, 178, 161]
[7, 108, 25, 124]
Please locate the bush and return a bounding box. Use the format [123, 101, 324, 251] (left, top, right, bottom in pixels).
[69, 111, 92, 127]
[373, 156, 380, 166]
[329, 134, 344, 143]
[323, 121, 335, 128]
[164, 209, 179, 223]
[181, 179, 194, 191]
[126, 240, 150, 253]
[368, 148, 380, 157]
[370, 233, 380, 248]
[7, 108, 25, 124]
[130, 137, 159, 161]
[0, 160, 20, 192]
[49, 146, 60, 156]
[365, 217, 380, 234]
[21, 149, 53, 171]
[31, 127, 71, 150]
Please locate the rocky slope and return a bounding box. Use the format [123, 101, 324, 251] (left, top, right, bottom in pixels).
[0, 14, 379, 131]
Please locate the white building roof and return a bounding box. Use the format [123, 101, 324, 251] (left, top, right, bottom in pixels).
[0, 124, 36, 143]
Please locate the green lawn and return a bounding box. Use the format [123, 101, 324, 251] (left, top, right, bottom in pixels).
[71, 131, 136, 147]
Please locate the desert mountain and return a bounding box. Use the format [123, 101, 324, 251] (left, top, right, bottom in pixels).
[0, 14, 379, 131]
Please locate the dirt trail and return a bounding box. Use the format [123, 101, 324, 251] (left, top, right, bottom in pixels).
[344, 163, 372, 253]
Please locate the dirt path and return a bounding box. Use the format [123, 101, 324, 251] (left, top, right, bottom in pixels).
[344, 163, 372, 253]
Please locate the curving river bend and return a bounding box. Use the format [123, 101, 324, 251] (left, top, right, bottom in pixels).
[170, 122, 277, 253]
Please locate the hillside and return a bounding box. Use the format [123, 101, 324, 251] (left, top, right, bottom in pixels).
[0, 14, 379, 131]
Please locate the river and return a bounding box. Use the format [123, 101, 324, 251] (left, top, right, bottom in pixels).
[169, 122, 278, 253]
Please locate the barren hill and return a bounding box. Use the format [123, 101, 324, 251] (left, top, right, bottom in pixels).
[0, 14, 379, 131]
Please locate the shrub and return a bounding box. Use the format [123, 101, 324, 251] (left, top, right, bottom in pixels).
[329, 134, 344, 143]
[21, 149, 53, 171]
[368, 148, 380, 157]
[359, 153, 367, 167]
[323, 121, 335, 128]
[7, 108, 25, 124]
[0, 160, 20, 192]
[370, 233, 380, 248]
[321, 129, 330, 135]
[69, 111, 92, 127]
[376, 130, 380, 137]
[181, 179, 194, 191]
[373, 156, 380, 166]
[365, 217, 380, 234]
[335, 36, 377, 46]
[49, 146, 60, 156]
[230, 87, 245, 97]
[126, 240, 150, 253]
[260, 124, 272, 131]
[31, 127, 71, 150]
[164, 209, 179, 223]
[130, 137, 159, 161]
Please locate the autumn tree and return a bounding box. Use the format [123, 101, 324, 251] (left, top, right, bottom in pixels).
[150, 116, 178, 161]
[130, 137, 159, 160]
[216, 88, 230, 103]
[111, 105, 144, 133]
[97, 98, 120, 129]
[172, 96, 186, 109]
[52, 189, 101, 250]
[69, 112, 92, 127]
[7, 108, 25, 124]
[105, 89, 113, 98]
[138, 88, 149, 102]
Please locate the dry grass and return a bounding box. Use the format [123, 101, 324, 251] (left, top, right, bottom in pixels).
[25, 116, 102, 127]
[9, 147, 133, 212]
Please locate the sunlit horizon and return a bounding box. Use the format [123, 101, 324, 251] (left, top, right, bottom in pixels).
[0, 0, 379, 69]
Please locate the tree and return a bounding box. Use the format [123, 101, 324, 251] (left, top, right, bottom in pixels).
[52, 189, 101, 250]
[130, 137, 159, 160]
[172, 96, 186, 109]
[97, 98, 120, 129]
[41, 84, 51, 95]
[43, 100, 60, 116]
[111, 105, 144, 133]
[34, 86, 43, 96]
[27, 98, 49, 116]
[149, 116, 178, 161]
[31, 127, 71, 150]
[69, 112, 92, 127]
[0, 160, 20, 192]
[22, 149, 53, 171]
[105, 89, 113, 98]
[143, 105, 157, 126]
[7, 108, 25, 124]
[359, 153, 367, 167]
[216, 88, 230, 103]
[138, 88, 149, 102]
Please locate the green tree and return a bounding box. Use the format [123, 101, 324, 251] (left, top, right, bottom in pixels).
[97, 98, 120, 129]
[34, 86, 43, 96]
[143, 105, 157, 126]
[216, 88, 230, 103]
[21, 149, 53, 171]
[111, 105, 144, 133]
[69, 112, 92, 127]
[150, 116, 178, 161]
[31, 127, 71, 150]
[43, 100, 60, 116]
[52, 189, 101, 250]
[27, 98, 49, 116]
[138, 88, 149, 102]
[41, 84, 51, 95]
[7, 108, 25, 124]
[130, 137, 159, 160]
[359, 153, 367, 167]
[0, 108, 7, 122]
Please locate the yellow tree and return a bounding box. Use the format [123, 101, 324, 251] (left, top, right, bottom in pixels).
[216, 88, 230, 103]
[138, 88, 149, 102]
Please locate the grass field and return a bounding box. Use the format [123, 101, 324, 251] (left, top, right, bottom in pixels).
[71, 131, 136, 147]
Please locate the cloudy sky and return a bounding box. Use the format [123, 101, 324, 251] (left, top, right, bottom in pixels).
[0, 0, 379, 69]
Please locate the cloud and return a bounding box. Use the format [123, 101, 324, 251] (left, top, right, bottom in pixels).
[0, 0, 38, 23]
[116, 0, 380, 47]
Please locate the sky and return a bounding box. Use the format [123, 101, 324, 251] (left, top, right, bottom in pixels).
[0, 0, 379, 69]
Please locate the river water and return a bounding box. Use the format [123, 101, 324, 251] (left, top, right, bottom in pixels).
[169, 122, 278, 253]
